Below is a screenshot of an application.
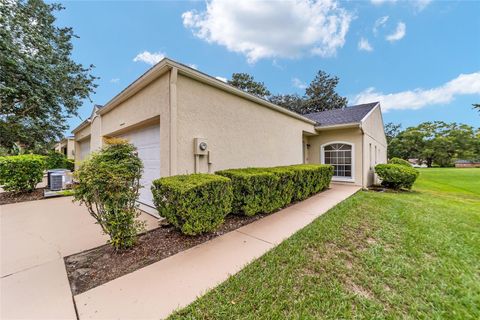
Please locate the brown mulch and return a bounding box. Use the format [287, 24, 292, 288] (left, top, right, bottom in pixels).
[64, 212, 272, 295]
[0, 188, 45, 205]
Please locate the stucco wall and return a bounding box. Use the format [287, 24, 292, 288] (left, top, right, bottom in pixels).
[361, 107, 387, 186]
[175, 74, 316, 174]
[66, 139, 75, 159]
[362, 106, 387, 147]
[74, 124, 91, 169]
[307, 128, 363, 186]
[101, 73, 170, 176]
[90, 115, 102, 152]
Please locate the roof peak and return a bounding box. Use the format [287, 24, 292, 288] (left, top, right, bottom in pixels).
[303, 102, 379, 127]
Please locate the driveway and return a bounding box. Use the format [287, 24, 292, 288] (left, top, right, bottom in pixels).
[0, 196, 158, 319]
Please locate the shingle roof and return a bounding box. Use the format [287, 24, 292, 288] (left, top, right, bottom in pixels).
[303, 102, 379, 127]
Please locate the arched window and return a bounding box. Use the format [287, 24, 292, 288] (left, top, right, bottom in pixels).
[322, 143, 353, 179]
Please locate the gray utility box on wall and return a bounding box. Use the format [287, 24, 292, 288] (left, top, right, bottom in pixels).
[194, 138, 208, 155]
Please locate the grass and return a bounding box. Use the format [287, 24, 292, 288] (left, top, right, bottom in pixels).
[169, 168, 480, 319]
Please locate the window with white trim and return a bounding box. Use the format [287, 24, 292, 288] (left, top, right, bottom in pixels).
[323, 143, 352, 178]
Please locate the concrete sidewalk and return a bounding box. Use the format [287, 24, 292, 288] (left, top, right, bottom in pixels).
[0, 196, 158, 319]
[75, 184, 360, 319]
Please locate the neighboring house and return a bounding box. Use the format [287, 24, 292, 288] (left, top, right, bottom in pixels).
[408, 158, 427, 168]
[72, 58, 387, 215]
[455, 160, 480, 168]
[54, 137, 75, 159]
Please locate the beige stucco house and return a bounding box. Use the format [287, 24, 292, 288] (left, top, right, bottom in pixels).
[54, 137, 75, 159]
[72, 58, 387, 215]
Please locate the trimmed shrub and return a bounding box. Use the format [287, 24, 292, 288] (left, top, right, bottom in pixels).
[152, 174, 233, 235]
[0, 155, 46, 192]
[216, 164, 334, 216]
[216, 168, 279, 216]
[389, 157, 412, 167]
[286, 164, 334, 201]
[375, 164, 419, 190]
[45, 152, 75, 171]
[73, 139, 145, 251]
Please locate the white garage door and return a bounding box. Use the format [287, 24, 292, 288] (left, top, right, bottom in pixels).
[78, 139, 91, 162]
[118, 124, 160, 208]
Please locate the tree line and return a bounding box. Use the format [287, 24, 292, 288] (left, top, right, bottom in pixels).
[227, 71, 347, 115]
[385, 121, 480, 167]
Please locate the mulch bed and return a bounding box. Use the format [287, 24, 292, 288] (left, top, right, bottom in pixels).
[65, 212, 272, 295]
[0, 188, 45, 205]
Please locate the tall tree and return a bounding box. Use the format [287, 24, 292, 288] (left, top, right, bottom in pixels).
[228, 73, 271, 99]
[0, 0, 97, 152]
[384, 122, 402, 159]
[302, 70, 347, 114]
[473, 103, 480, 113]
[269, 70, 347, 115]
[268, 94, 304, 113]
[384, 122, 402, 144]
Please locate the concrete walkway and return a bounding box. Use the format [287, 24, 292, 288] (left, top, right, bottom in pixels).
[0, 196, 158, 319]
[75, 184, 360, 319]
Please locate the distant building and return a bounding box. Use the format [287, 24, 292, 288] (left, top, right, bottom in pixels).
[54, 137, 75, 159]
[455, 160, 480, 168]
[408, 159, 427, 168]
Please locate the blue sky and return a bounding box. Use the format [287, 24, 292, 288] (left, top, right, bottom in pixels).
[54, 0, 480, 135]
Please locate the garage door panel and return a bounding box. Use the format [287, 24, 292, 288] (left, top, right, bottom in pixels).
[118, 124, 160, 208]
[78, 139, 90, 162]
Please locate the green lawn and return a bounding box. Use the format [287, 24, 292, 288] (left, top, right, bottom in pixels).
[169, 168, 480, 319]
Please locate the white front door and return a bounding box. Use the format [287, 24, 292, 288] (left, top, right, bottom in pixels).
[118, 124, 161, 208]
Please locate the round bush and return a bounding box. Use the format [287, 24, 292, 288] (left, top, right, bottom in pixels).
[152, 174, 233, 235]
[375, 164, 419, 190]
[73, 140, 145, 250]
[389, 157, 412, 167]
[0, 155, 46, 192]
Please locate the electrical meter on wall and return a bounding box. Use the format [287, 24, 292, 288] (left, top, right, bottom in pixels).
[194, 138, 208, 155]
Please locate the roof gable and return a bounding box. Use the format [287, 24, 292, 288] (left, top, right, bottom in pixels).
[303, 102, 379, 127]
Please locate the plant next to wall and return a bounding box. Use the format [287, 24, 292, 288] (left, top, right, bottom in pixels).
[375, 164, 419, 190]
[152, 174, 233, 235]
[73, 139, 145, 251]
[0, 154, 45, 192]
[388, 157, 412, 167]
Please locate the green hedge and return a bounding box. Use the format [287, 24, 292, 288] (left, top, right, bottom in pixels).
[152, 174, 233, 235]
[286, 164, 334, 201]
[45, 152, 74, 171]
[389, 157, 412, 167]
[375, 164, 419, 190]
[216, 164, 333, 216]
[216, 168, 280, 216]
[0, 155, 46, 192]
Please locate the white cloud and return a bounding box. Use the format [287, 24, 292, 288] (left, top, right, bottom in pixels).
[353, 72, 480, 111]
[413, 0, 432, 12]
[358, 37, 373, 52]
[133, 51, 166, 65]
[386, 22, 406, 42]
[373, 16, 389, 35]
[182, 0, 352, 63]
[371, 0, 431, 11]
[370, 0, 397, 5]
[292, 78, 307, 89]
[110, 78, 120, 83]
[188, 64, 198, 69]
[215, 76, 227, 82]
